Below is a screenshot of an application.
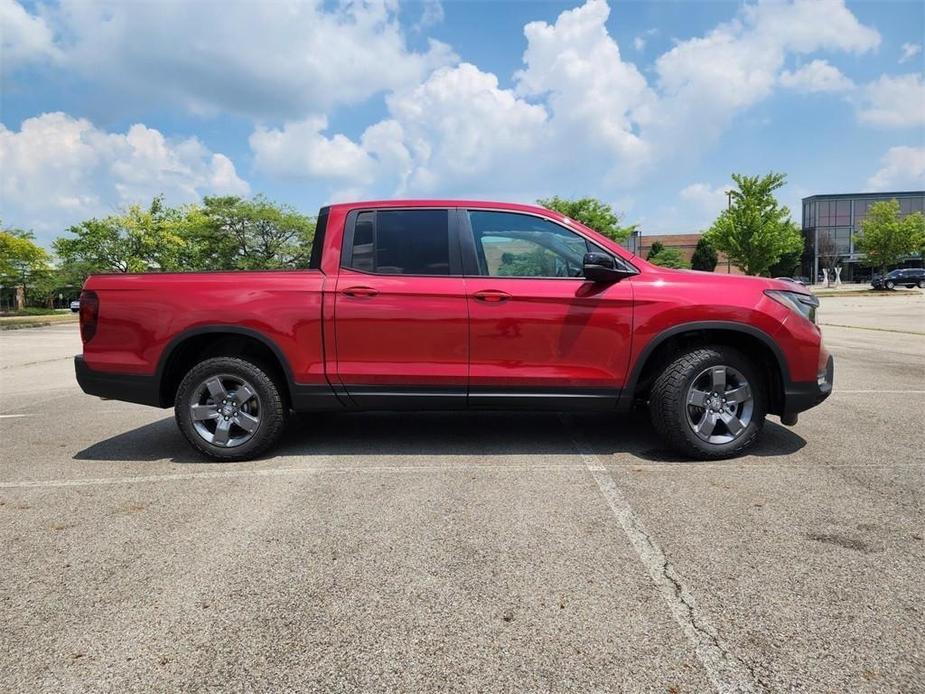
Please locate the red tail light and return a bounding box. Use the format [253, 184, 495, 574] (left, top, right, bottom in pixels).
[79, 291, 99, 343]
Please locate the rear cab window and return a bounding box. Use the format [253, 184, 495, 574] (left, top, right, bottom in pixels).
[343, 209, 455, 276]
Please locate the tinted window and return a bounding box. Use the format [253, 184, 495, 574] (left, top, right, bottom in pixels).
[468, 211, 591, 278]
[345, 209, 450, 275]
[835, 200, 851, 225]
[308, 207, 329, 269]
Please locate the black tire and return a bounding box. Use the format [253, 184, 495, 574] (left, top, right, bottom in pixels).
[648, 346, 766, 460]
[919, 280, 925, 289]
[175, 356, 287, 461]
[886, 280, 895, 290]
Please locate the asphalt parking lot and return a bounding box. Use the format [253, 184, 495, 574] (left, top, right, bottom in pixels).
[1, 292, 923, 693]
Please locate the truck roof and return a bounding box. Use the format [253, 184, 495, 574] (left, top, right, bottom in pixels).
[327, 199, 569, 221]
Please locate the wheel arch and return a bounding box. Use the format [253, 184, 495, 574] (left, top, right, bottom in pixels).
[156, 326, 294, 408]
[620, 321, 789, 415]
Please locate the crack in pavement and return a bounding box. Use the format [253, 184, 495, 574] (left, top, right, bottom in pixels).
[661, 556, 769, 692]
[562, 415, 764, 694]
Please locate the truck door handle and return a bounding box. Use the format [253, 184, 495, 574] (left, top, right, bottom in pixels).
[473, 290, 511, 303]
[342, 286, 379, 298]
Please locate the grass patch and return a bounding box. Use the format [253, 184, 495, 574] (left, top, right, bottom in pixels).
[0, 313, 79, 330]
[0, 307, 69, 316]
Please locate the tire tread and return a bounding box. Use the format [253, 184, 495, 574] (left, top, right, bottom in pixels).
[175, 356, 287, 461]
[648, 347, 764, 460]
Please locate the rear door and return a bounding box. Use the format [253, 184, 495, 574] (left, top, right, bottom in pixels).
[461, 209, 634, 409]
[333, 207, 468, 408]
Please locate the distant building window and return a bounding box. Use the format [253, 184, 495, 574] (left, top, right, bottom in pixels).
[900, 197, 924, 215]
[835, 200, 851, 225]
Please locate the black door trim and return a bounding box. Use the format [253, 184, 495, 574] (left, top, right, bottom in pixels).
[337, 385, 620, 411]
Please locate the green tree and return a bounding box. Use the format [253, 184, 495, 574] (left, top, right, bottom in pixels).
[53, 196, 187, 279]
[497, 248, 552, 277]
[690, 237, 718, 271]
[0, 226, 51, 305]
[537, 196, 636, 242]
[646, 240, 664, 260]
[854, 199, 925, 274]
[768, 247, 802, 278]
[703, 172, 803, 276]
[183, 195, 316, 270]
[648, 246, 690, 269]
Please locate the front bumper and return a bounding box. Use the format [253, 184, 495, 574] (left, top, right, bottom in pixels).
[75, 356, 162, 407]
[782, 354, 833, 417]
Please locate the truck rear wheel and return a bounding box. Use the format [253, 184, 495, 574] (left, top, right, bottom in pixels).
[175, 356, 287, 461]
[648, 346, 765, 459]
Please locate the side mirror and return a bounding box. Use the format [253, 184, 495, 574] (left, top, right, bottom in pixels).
[582, 252, 635, 283]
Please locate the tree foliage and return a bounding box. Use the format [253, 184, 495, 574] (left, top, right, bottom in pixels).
[768, 248, 802, 278]
[53, 195, 316, 282]
[53, 196, 187, 278]
[646, 241, 664, 260]
[182, 196, 315, 270]
[538, 196, 636, 242]
[0, 225, 51, 300]
[690, 237, 718, 271]
[648, 246, 690, 269]
[703, 172, 803, 276]
[854, 199, 925, 273]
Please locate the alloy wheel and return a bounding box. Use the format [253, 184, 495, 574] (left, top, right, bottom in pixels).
[189, 374, 262, 448]
[686, 365, 754, 445]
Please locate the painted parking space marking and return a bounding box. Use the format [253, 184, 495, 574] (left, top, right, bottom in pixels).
[563, 416, 759, 694]
[835, 389, 925, 394]
[0, 463, 588, 489]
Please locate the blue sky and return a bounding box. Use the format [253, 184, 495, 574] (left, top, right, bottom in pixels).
[2, 0, 924, 247]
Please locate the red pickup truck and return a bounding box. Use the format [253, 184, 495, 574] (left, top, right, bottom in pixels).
[75, 200, 832, 460]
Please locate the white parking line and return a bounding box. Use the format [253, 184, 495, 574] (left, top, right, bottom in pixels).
[835, 390, 925, 394]
[0, 463, 586, 489]
[0, 414, 31, 419]
[563, 416, 758, 694]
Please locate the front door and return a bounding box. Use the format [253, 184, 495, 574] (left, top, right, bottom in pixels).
[462, 209, 634, 409]
[333, 207, 468, 408]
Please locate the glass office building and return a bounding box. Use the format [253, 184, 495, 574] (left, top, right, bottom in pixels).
[802, 191, 925, 282]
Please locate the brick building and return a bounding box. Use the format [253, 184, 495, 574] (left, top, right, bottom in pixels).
[622, 231, 742, 274]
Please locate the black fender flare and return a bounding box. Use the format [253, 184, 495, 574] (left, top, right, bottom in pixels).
[617, 320, 790, 411]
[155, 325, 297, 404]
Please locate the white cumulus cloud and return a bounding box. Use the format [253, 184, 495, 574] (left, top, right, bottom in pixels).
[248, 0, 884, 204]
[867, 146, 925, 189]
[7, 0, 456, 118]
[857, 73, 925, 128]
[0, 0, 60, 68]
[779, 60, 854, 92]
[251, 63, 548, 195]
[654, 0, 878, 146]
[680, 183, 729, 213]
[899, 42, 921, 64]
[0, 113, 249, 243]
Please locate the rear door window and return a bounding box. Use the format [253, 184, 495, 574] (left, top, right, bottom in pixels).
[344, 209, 451, 275]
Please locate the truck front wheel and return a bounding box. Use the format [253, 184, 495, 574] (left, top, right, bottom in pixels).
[175, 356, 287, 461]
[648, 346, 766, 459]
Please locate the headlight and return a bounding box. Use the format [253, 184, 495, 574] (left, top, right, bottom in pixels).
[765, 289, 819, 324]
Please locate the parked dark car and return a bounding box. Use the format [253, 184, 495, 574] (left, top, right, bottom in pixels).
[871, 268, 925, 290]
